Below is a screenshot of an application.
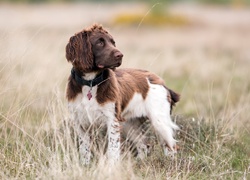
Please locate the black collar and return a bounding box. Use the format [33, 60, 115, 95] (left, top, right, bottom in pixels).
[71, 68, 105, 88]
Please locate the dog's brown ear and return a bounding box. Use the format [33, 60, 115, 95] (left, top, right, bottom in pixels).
[66, 35, 76, 62]
[65, 31, 93, 71]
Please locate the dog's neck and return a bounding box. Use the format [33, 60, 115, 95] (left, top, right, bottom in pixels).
[71, 68, 107, 88]
[82, 72, 99, 81]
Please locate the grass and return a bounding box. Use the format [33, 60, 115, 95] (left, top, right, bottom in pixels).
[1, 3, 250, 179]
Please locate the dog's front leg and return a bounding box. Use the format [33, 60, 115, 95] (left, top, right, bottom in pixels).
[107, 118, 121, 164]
[78, 132, 91, 165]
[73, 122, 91, 165]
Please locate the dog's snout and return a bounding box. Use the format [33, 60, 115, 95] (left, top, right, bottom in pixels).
[114, 51, 123, 59]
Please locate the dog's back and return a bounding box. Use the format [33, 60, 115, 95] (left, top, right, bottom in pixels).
[114, 68, 180, 114]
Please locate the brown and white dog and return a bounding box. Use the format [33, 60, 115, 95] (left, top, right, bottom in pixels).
[66, 24, 180, 165]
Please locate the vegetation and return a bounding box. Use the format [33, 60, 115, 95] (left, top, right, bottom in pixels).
[113, 13, 190, 27]
[0, 3, 250, 179]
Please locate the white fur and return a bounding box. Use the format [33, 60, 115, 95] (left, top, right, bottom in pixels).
[121, 93, 147, 119]
[121, 80, 178, 157]
[82, 72, 98, 81]
[145, 82, 178, 152]
[68, 85, 120, 165]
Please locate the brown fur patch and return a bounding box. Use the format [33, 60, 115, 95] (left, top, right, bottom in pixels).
[165, 87, 180, 114]
[66, 31, 94, 73]
[115, 69, 150, 111]
[66, 76, 82, 101]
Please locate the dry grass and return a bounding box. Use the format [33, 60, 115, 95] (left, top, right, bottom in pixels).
[0, 2, 250, 179]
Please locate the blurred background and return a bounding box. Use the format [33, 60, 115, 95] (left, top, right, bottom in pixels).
[1, 0, 250, 115]
[0, 0, 250, 178]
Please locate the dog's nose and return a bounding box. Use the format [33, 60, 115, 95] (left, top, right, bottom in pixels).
[114, 51, 123, 59]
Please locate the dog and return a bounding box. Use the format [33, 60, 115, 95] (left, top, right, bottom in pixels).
[65, 24, 180, 165]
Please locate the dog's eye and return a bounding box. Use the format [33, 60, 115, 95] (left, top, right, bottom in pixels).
[111, 39, 116, 46]
[96, 38, 104, 47]
[97, 41, 104, 46]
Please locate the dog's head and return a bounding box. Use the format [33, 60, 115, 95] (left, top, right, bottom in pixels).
[66, 24, 123, 73]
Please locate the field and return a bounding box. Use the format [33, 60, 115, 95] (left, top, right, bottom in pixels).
[0, 2, 250, 179]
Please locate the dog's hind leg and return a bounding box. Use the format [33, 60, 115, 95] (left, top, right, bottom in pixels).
[146, 83, 179, 156]
[148, 113, 178, 156]
[122, 118, 151, 160]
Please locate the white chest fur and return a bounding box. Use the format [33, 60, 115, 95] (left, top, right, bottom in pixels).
[68, 86, 116, 127]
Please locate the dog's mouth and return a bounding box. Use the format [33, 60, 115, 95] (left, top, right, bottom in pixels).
[110, 61, 122, 68]
[97, 62, 122, 69]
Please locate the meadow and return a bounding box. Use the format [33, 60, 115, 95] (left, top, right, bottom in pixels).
[0, 2, 250, 179]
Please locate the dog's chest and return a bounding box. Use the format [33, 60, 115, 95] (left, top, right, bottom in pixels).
[68, 86, 115, 126]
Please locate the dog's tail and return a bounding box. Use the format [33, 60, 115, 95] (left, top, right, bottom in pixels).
[165, 86, 180, 114]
